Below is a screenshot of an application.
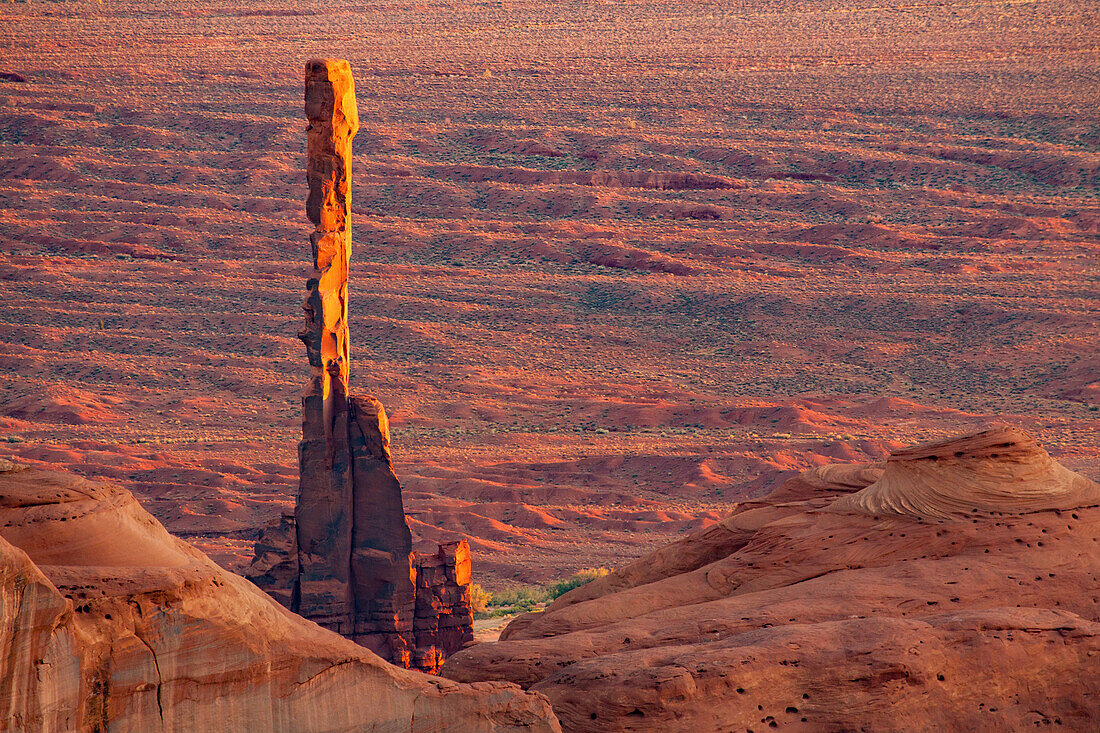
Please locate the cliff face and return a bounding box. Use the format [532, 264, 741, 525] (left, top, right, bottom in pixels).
[295, 57, 362, 634]
[246, 58, 473, 672]
[0, 461, 560, 733]
[443, 429, 1100, 731]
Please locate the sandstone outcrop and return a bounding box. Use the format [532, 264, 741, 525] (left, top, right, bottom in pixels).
[412, 541, 477, 672]
[0, 461, 560, 732]
[831, 427, 1100, 519]
[246, 58, 473, 672]
[442, 428, 1100, 731]
[295, 56, 364, 634]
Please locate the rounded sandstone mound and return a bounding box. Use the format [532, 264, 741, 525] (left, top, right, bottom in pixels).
[830, 427, 1100, 520]
[0, 466, 195, 568]
[0, 462, 561, 733]
[442, 428, 1100, 731]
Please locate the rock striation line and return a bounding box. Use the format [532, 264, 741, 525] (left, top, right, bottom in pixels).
[247, 59, 472, 673]
[829, 426, 1100, 519]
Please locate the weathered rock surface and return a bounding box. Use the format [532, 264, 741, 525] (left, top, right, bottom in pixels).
[832, 427, 1100, 519]
[413, 540, 476, 672]
[295, 56, 361, 634]
[0, 461, 560, 732]
[442, 428, 1100, 731]
[247, 58, 473, 671]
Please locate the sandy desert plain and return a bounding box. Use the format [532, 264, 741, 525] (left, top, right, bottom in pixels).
[0, 0, 1096, 595]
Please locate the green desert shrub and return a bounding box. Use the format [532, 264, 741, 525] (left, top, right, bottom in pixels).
[469, 583, 491, 614]
[547, 567, 610, 599]
[474, 568, 613, 619]
[490, 585, 550, 609]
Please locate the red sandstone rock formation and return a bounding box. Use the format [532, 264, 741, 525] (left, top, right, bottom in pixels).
[413, 540, 476, 672]
[0, 461, 560, 732]
[295, 56, 362, 634]
[247, 59, 473, 671]
[442, 428, 1100, 730]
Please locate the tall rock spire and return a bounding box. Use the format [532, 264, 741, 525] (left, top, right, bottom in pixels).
[248, 59, 473, 673]
[302, 57, 356, 399]
[296, 57, 361, 631]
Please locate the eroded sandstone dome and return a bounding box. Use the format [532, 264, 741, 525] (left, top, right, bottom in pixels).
[830, 427, 1100, 519]
[0, 462, 560, 733]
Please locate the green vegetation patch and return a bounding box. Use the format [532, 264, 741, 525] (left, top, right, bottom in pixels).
[472, 567, 610, 619]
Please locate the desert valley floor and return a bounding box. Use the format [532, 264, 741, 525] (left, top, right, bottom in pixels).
[0, 0, 1096, 589]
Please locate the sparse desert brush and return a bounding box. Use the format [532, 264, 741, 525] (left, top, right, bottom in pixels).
[481, 568, 611, 617]
[489, 585, 550, 609]
[547, 567, 610, 599]
[469, 583, 491, 614]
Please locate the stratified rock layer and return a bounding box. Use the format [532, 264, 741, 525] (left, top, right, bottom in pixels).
[443, 429, 1100, 731]
[0, 462, 560, 733]
[832, 427, 1100, 519]
[247, 58, 473, 671]
[413, 541, 476, 672]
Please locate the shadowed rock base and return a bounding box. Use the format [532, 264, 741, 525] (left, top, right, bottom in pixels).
[249, 401, 475, 673]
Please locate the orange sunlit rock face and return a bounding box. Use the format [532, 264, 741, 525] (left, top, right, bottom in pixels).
[303, 58, 357, 400]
